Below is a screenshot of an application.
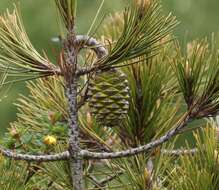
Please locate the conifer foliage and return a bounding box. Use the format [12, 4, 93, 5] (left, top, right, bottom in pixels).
[1, 0, 219, 190]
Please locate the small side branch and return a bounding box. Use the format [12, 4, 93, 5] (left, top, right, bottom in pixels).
[99, 171, 123, 185]
[0, 145, 69, 161]
[0, 114, 195, 162]
[75, 35, 108, 77]
[88, 171, 123, 189]
[161, 148, 198, 156]
[77, 79, 90, 110]
[80, 114, 192, 159]
[0, 146, 197, 162]
[75, 35, 108, 59]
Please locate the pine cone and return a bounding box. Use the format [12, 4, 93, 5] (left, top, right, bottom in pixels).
[88, 70, 130, 127]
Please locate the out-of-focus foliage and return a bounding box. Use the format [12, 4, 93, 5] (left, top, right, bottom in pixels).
[163, 0, 219, 40]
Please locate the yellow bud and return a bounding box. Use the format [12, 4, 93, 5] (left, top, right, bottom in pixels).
[43, 135, 57, 145]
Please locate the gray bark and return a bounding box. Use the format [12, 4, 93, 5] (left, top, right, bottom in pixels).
[0, 146, 69, 161]
[67, 82, 83, 190]
[75, 35, 108, 59]
[80, 114, 192, 159]
[64, 32, 84, 190]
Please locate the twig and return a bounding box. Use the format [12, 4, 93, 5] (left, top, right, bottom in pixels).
[80, 113, 192, 159]
[88, 171, 123, 189]
[99, 171, 123, 185]
[25, 162, 41, 184]
[65, 34, 108, 190]
[0, 114, 197, 162]
[0, 145, 69, 161]
[46, 180, 54, 190]
[88, 175, 102, 188]
[161, 148, 198, 156]
[77, 80, 90, 110]
[75, 35, 108, 59]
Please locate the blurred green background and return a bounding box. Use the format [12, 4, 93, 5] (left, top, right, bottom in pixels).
[0, 0, 219, 135]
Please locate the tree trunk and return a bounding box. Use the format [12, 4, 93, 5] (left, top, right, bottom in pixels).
[67, 80, 84, 190]
[64, 32, 84, 190]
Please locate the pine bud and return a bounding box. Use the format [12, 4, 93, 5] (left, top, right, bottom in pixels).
[9, 127, 19, 139]
[48, 111, 57, 125]
[144, 167, 153, 189]
[43, 135, 57, 145]
[87, 112, 93, 128]
[144, 167, 150, 181]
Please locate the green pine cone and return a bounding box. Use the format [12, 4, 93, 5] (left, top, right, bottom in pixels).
[88, 70, 130, 127]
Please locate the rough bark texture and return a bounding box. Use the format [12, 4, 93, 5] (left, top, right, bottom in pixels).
[65, 35, 107, 190]
[0, 146, 69, 161]
[80, 114, 192, 159]
[75, 35, 107, 59]
[67, 82, 83, 190]
[64, 34, 108, 190]
[64, 32, 83, 190]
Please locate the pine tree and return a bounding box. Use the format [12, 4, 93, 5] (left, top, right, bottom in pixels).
[1, 0, 219, 190]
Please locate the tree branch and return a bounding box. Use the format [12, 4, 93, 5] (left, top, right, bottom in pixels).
[80, 113, 192, 159]
[75, 35, 108, 59]
[0, 145, 197, 162]
[0, 113, 196, 162]
[75, 35, 108, 77]
[161, 148, 198, 156]
[99, 171, 123, 186]
[0, 145, 69, 161]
